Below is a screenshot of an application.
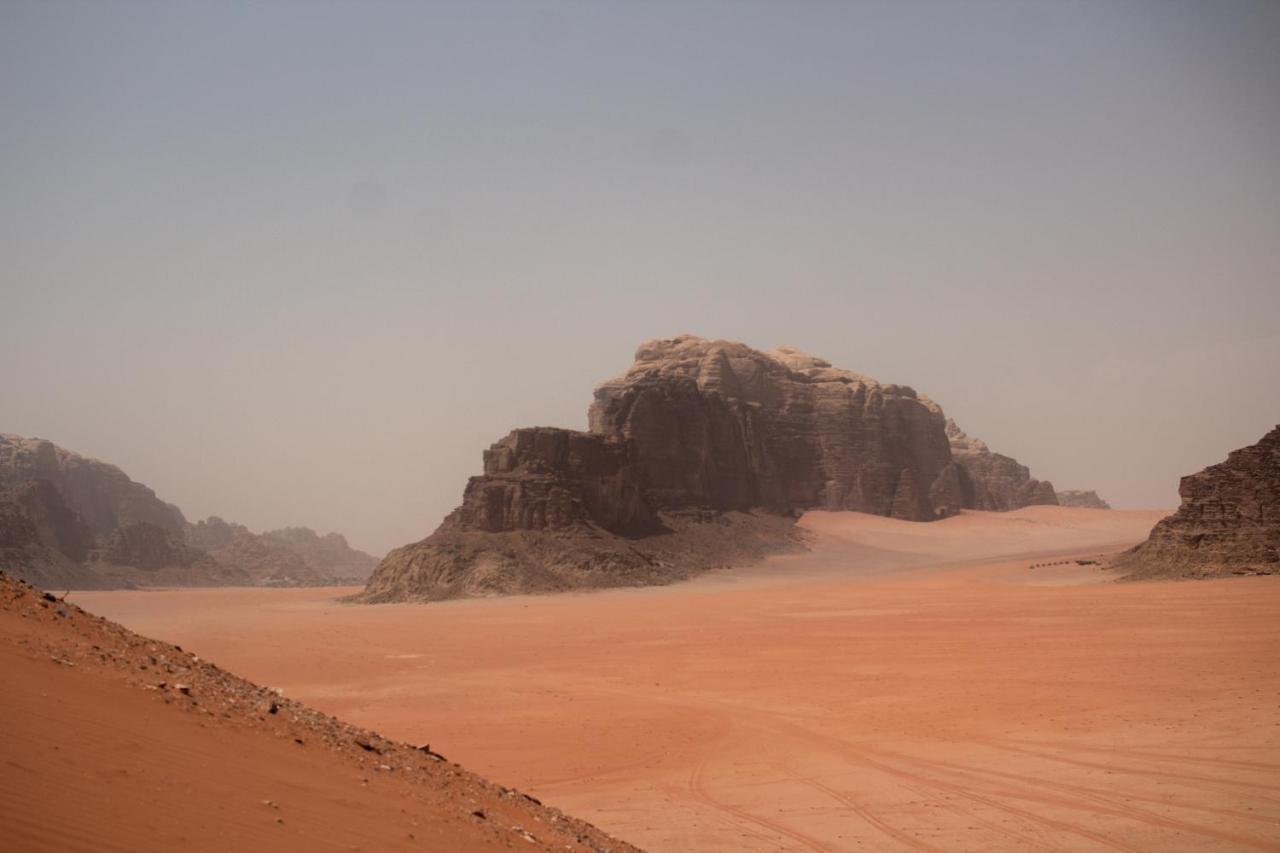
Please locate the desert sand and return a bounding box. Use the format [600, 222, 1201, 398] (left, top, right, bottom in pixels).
[76, 507, 1280, 852]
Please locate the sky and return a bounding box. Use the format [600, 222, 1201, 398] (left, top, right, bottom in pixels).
[2, 0, 1278, 556]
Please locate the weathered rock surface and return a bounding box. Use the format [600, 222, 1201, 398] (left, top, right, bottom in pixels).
[0, 433, 376, 588]
[589, 338, 960, 520]
[361, 335, 1063, 602]
[1056, 490, 1111, 510]
[1115, 426, 1280, 580]
[945, 420, 1058, 511]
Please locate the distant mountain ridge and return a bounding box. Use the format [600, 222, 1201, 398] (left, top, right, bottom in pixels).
[0, 433, 378, 589]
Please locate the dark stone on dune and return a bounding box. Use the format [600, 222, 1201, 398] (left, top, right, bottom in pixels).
[1115, 425, 1280, 580]
[360, 335, 1063, 603]
[1056, 490, 1111, 510]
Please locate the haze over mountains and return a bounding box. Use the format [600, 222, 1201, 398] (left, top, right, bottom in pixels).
[0, 433, 377, 590]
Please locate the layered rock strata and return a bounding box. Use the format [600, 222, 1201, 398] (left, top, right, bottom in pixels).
[362, 335, 1064, 602]
[1116, 425, 1280, 580]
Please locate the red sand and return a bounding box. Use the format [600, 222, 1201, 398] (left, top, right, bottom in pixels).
[78, 508, 1280, 851]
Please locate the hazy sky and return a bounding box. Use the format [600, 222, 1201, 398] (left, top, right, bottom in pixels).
[3, 0, 1278, 555]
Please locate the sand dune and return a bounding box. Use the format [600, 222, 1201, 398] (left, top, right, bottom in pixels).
[0, 576, 635, 853]
[76, 507, 1280, 851]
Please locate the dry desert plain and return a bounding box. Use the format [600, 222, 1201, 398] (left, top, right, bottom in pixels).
[74, 507, 1280, 851]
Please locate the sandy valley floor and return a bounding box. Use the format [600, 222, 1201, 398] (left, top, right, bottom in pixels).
[79, 507, 1280, 852]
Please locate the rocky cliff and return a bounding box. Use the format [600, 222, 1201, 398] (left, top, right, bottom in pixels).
[1115, 426, 1279, 580]
[1056, 490, 1111, 509]
[945, 420, 1058, 511]
[0, 434, 377, 588]
[361, 335, 1064, 602]
[588, 338, 962, 520]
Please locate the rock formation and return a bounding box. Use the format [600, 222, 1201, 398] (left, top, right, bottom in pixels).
[1056, 490, 1111, 509]
[1115, 425, 1280, 580]
[589, 339, 961, 520]
[362, 335, 1064, 602]
[187, 517, 378, 584]
[259, 527, 379, 580]
[945, 420, 1058, 511]
[0, 433, 377, 588]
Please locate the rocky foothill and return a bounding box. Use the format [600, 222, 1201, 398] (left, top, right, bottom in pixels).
[362, 335, 1079, 602]
[1115, 425, 1280, 580]
[0, 433, 377, 590]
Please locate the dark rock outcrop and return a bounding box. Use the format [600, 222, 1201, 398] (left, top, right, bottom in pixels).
[589, 339, 960, 520]
[361, 335, 1063, 602]
[0, 433, 377, 588]
[444, 428, 658, 536]
[1115, 426, 1280, 580]
[945, 420, 1058, 511]
[1056, 490, 1111, 510]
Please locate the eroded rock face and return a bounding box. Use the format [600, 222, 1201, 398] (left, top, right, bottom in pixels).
[443, 428, 658, 536]
[1056, 490, 1111, 510]
[945, 420, 1058, 511]
[361, 335, 1063, 602]
[589, 337, 959, 520]
[1116, 426, 1280, 580]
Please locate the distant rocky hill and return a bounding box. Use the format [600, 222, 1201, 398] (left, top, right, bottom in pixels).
[1115, 425, 1279, 580]
[945, 420, 1058, 511]
[0, 434, 377, 589]
[1056, 490, 1111, 509]
[361, 335, 1070, 602]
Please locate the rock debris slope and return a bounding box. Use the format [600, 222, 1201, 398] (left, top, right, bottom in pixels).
[362, 335, 1070, 602]
[1115, 425, 1280, 580]
[0, 434, 377, 589]
[0, 571, 635, 852]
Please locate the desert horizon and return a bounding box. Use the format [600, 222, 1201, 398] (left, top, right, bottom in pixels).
[4, 1, 1279, 850]
[11, 505, 1275, 852]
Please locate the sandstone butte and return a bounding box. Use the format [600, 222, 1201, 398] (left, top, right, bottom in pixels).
[1114, 424, 1280, 580]
[0, 433, 378, 590]
[360, 335, 1066, 602]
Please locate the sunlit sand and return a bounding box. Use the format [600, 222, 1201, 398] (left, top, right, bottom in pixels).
[76, 507, 1280, 851]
